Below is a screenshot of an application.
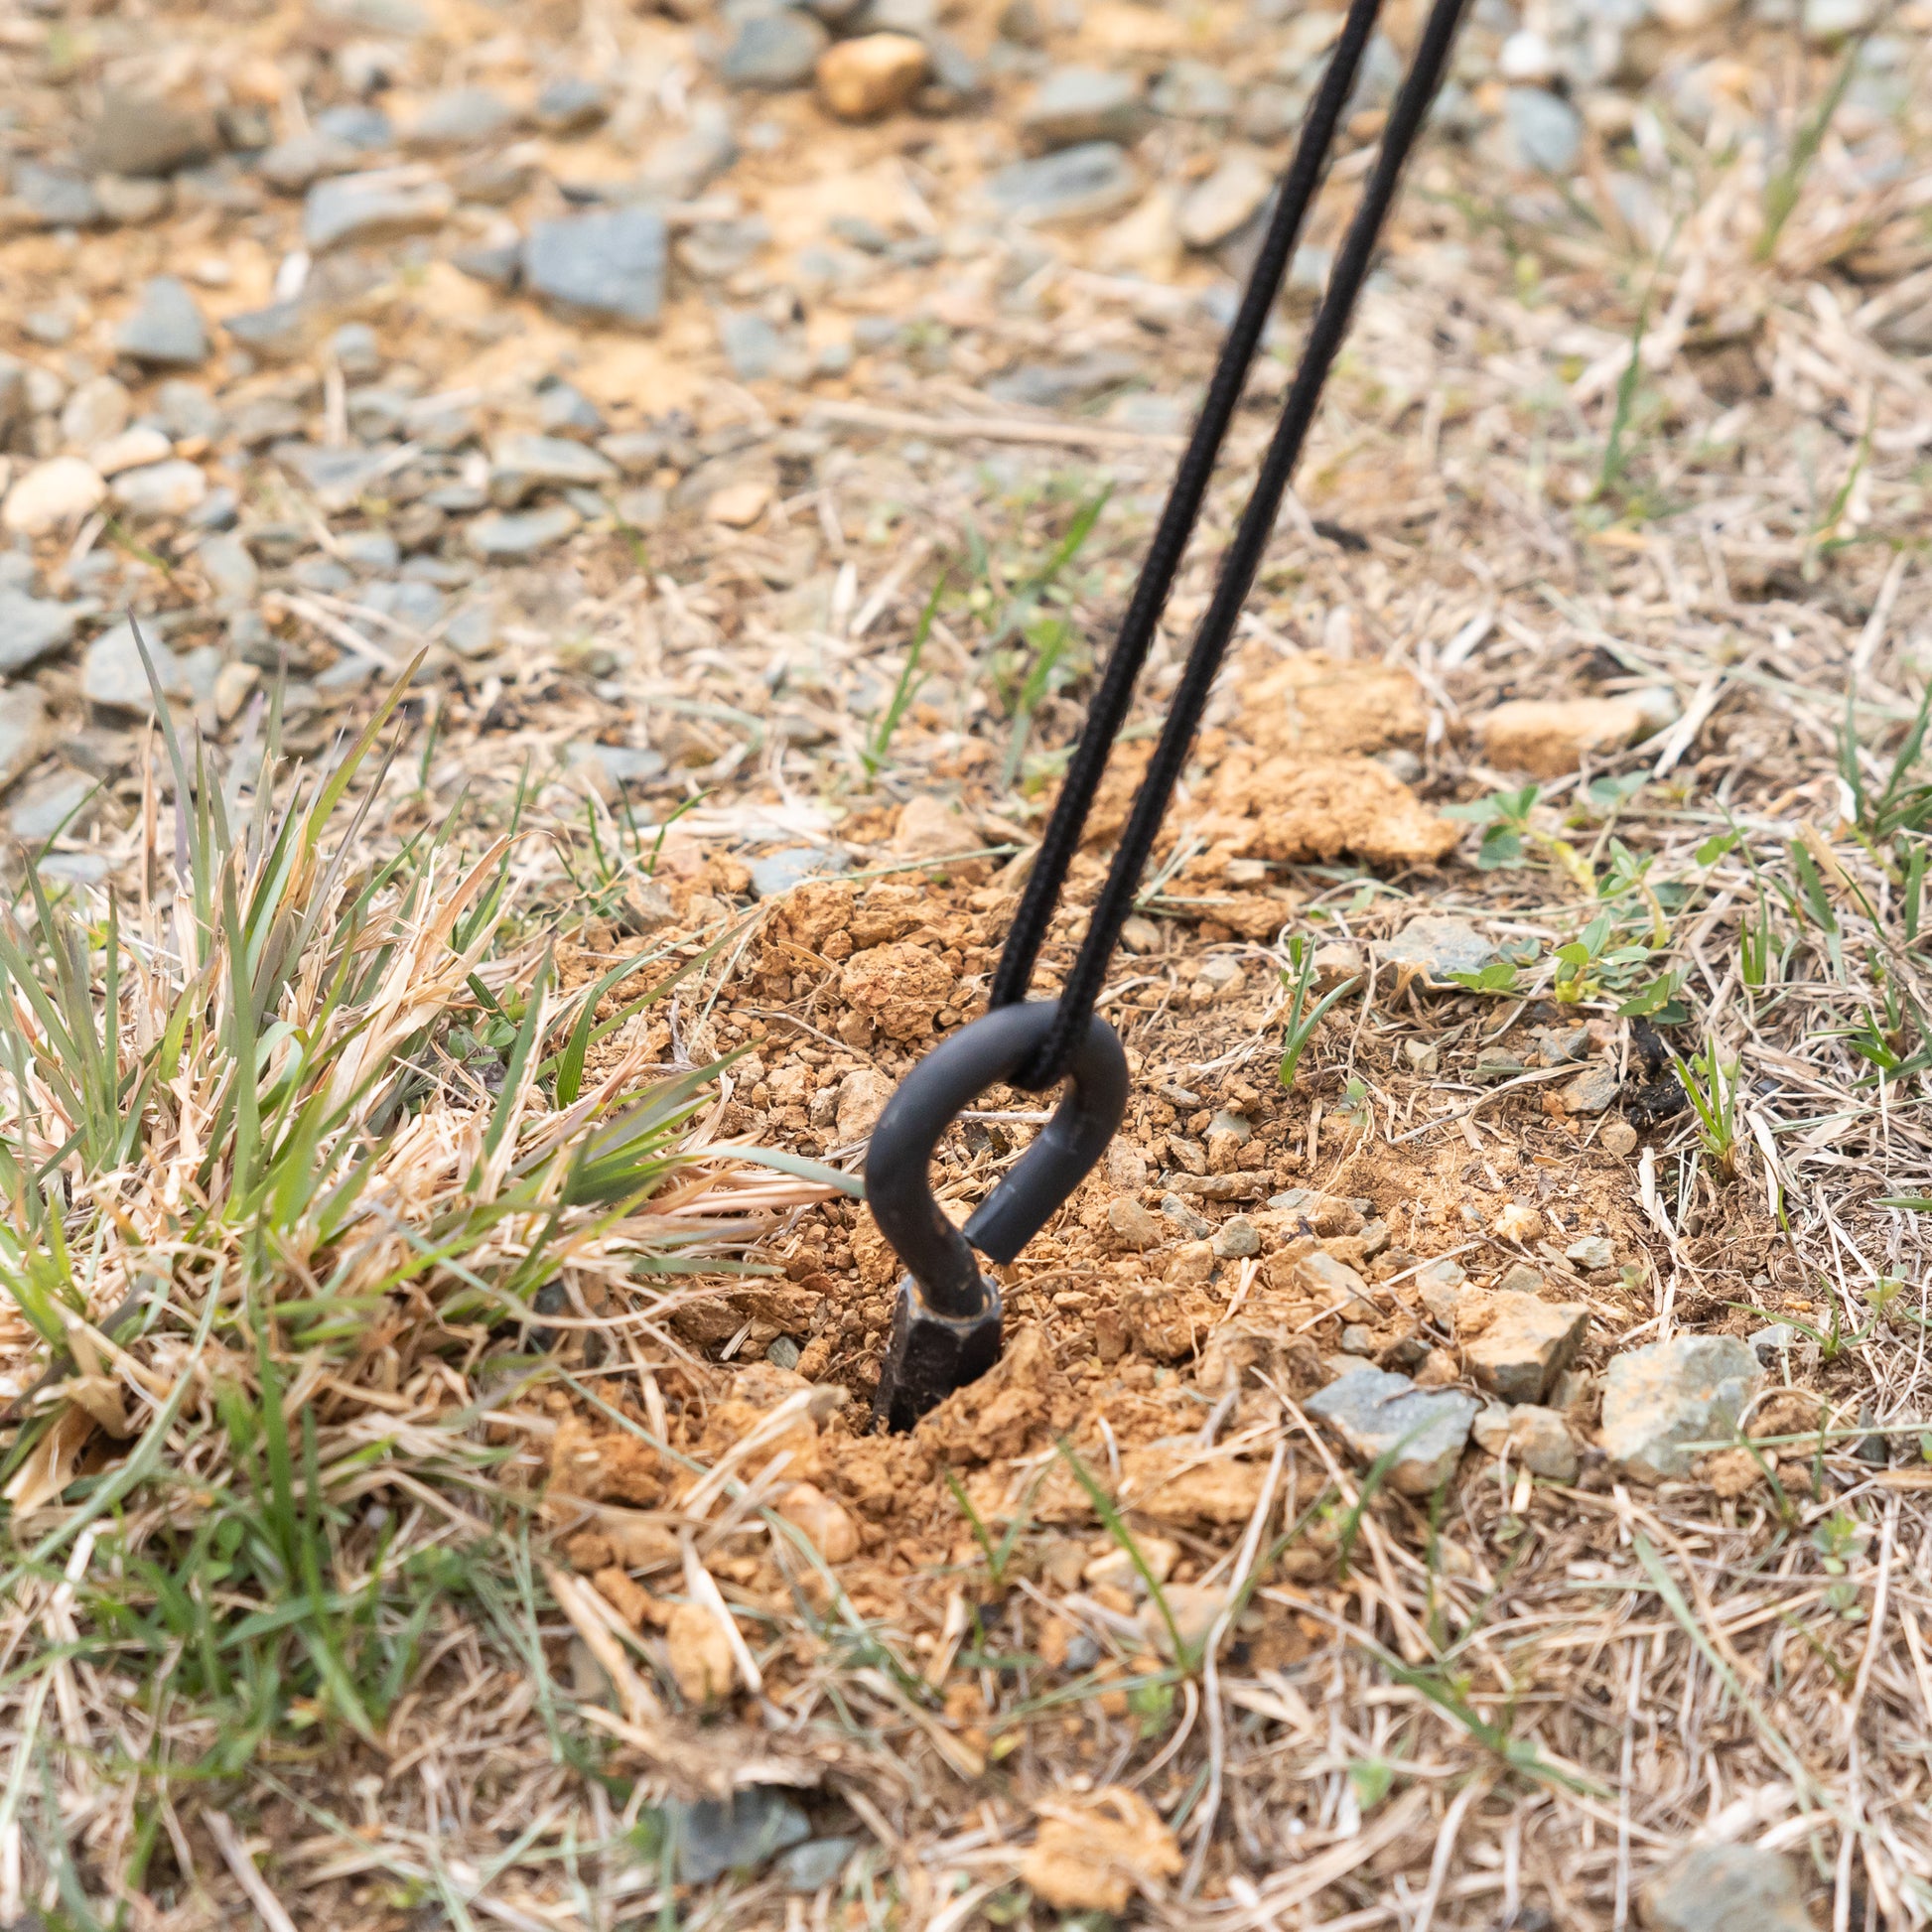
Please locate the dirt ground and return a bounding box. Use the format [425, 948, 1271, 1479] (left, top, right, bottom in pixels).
[2, 0, 1932, 1924]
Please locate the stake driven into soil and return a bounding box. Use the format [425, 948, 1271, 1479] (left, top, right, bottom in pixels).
[867, 0, 1473, 1426]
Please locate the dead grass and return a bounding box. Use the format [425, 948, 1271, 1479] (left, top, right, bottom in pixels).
[1, 12, 1931, 1932]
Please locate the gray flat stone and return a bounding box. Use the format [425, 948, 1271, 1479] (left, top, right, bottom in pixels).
[1471, 1402, 1578, 1481]
[0, 591, 86, 675]
[271, 441, 395, 510]
[670, 1787, 810, 1884]
[1563, 1064, 1620, 1115]
[223, 302, 313, 361]
[408, 86, 516, 149]
[80, 622, 191, 714]
[535, 76, 612, 135]
[1374, 914, 1499, 985]
[1307, 1369, 1479, 1495]
[748, 846, 851, 898]
[1152, 59, 1235, 118]
[196, 533, 258, 610]
[983, 350, 1139, 407]
[566, 743, 667, 793]
[1021, 67, 1148, 149]
[110, 460, 207, 519]
[303, 169, 455, 251]
[1462, 1293, 1588, 1405]
[114, 277, 209, 368]
[1506, 86, 1583, 174]
[721, 11, 829, 88]
[13, 163, 100, 229]
[1640, 1842, 1816, 1932]
[315, 103, 395, 149]
[488, 432, 619, 506]
[466, 505, 581, 559]
[0, 685, 47, 792]
[637, 106, 738, 199]
[719, 309, 783, 380]
[1600, 1335, 1762, 1483]
[983, 141, 1138, 222]
[96, 175, 173, 225]
[1566, 1234, 1614, 1271]
[524, 207, 668, 328]
[255, 131, 361, 193]
[775, 1838, 856, 1892]
[10, 766, 98, 844]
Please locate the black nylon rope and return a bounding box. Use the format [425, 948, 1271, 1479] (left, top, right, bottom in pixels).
[984, 0, 1385, 1020]
[998, 0, 1471, 1089]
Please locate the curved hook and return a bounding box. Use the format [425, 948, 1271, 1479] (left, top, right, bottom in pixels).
[865, 1001, 1129, 1429]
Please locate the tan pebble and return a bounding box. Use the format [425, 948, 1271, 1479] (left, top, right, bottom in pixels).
[815, 32, 929, 120]
[213, 661, 258, 724]
[891, 793, 972, 859]
[590, 1566, 655, 1628]
[1082, 1536, 1176, 1592]
[1492, 1201, 1542, 1243]
[3, 458, 106, 535]
[90, 426, 173, 478]
[1476, 693, 1677, 778]
[776, 1479, 860, 1562]
[1601, 1119, 1638, 1156]
[664, 1598, 736, 1703]
[706, 479, 771, 526]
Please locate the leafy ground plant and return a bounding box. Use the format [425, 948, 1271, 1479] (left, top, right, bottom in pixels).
[0, 666, 831, 1922]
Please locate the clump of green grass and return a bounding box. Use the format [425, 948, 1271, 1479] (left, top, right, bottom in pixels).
[0, 657, 831, 1924]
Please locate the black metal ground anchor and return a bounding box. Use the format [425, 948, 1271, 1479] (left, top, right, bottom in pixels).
[866, 1001, 1129, 1431]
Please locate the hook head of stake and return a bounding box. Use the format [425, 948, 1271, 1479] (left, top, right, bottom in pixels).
[865, 1001, 1129, 1431]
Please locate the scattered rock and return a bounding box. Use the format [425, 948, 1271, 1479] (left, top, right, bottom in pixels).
[114, 277, 209, 369]
[62, 375, 132, 450]
[817, 33, 930, 118]
[706, 479, 771, 526]
[407, 87, 516, 149]
[775, 1839, 856, 1892]
[303, 169, 455, 252]
[110, 460, 207, 519]
[1307, 1369, 1479, 1495]
[1504, 86, 1584, 174]
[11, 163, 99, 228]
[1639, 1842, 1816, 1932]
[91, 427, 173, 478]
[1021, 68, 1148, 150]
[197, 533, 260, 610]
[984, 142, 1140, 223]
[775, 1480, 860, 1560]
[1374, 914, 1498, 985]
[891, 794, 973, 858]
[0, 591, 86, 674]
[722, 12, 830, 89]
[1022, 1787, 1182, 1915]
[1178, 152, 1272, 248]
[1151, 59, 1235, 118]
[748, 846, 850, 897]
[1600, 1335, 1762, 1484]
[832, 1066, 895, 1144]
[1415, 1254, 1469, 1319]
[1566, 1234, 1615, 1271]
[664, 1599, 737, 1705]
[80, 622, 190, 713]
[719, 309, 785, 381]
[1478, 692, 1679, 777]
[1601, 1119, 1638, 1156]
[1471, 1402, 1580, 1481]
[0, 686, 47, 793]
[535, 76, 612, 135]
[88, 80, 216, 178]
[1460, 1293, 1588, 1404]
[1218, 756, 1459, 871]
[1562, 1064, 1621, 1115]
[256, 131, 360, 193]
[1108, 1197, 1163, 1250]
[9, 767, 99, 844]
[488, 432, 619, 505]
[3, 459, 106, 536]
[670, 1787, 809, 1882]
[565, 742, 665, 795]
[1748, 1323, 1821, 1372]
[223, 302, 314, 362]
[1212, 1215, 1260, 1259]
[1801, 0, 1877, 37]
[466, 505, 581, 559]
[524, 207, 668, 328]
[95, 175, 173, 225]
